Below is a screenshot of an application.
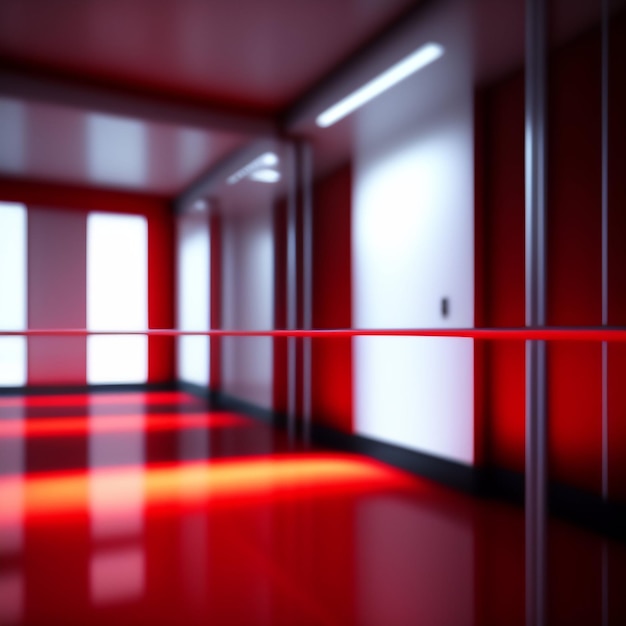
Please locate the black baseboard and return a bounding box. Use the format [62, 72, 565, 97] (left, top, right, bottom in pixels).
[310, 421, 482, 494]
[175, 381, 213, 401]
[199, 395, 626, 542]
[549, 480, 626, 540]
[474, 466, 626, 540]
[210, 390, 278, 426]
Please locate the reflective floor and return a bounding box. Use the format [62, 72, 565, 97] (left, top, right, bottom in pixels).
[1, 391, 625, 626]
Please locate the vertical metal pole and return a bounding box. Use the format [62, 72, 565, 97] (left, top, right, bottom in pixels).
[287, 141, 298, 444]
[601, 2, 609, 623]
[525, 0, 548, 624]
[602, 541, 609, 626]
[300, 141, 314, 447]
[601, 0, 609, 503]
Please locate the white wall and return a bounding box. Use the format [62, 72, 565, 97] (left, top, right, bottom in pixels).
[352, 0, 474, 465]
[221, 211, 273, 410]
[177, 212, 210, 386]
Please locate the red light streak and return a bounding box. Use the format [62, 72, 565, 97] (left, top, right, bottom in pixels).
[0, 412, 249, 439]
[0, 391, 201, 409]
[1, 327, 626, 341]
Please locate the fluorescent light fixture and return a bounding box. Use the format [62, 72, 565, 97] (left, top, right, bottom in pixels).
[227, 152, 279, 185]
[316, 42, 444, 128]
[87, 114, 147, 185]
[250, 169, 281, 183]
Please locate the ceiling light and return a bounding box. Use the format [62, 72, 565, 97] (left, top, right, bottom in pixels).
[249, 169, 281, 183]
[191, 199, 208, 212]
[227, 152, 279, 185]
[315, 42, 444, 128]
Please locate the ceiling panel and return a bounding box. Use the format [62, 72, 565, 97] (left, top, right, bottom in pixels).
[0, 97, 249, 194]
[0, 0, 421, 112]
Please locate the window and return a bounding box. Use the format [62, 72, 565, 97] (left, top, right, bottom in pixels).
[87, 213, 148, 384]
[177, 214, 209, 386]
[0, 202, 27, 386]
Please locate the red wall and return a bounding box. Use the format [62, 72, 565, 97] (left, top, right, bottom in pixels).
[272, 198, 288, 415]
[480, 12, 626, 500]
[209, 213, 223, 390]
[28, 207, 87, 385]
[480, 71, 526, 476]
[0, 178, 175, 385]
[272, 163, 353, 432]
[311, 164, 353, 433]
[607, 10, 626, 501]
[147, 199, 176, 384]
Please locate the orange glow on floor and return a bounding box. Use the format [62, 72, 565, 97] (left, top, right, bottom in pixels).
[0, 454, 416, 524]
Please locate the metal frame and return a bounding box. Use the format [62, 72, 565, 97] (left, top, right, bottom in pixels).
[174, 138, 279, 214]
[0, 68, 276, 136]
[284, 139, 314, 444]
[300, 141, 314, 445]
[525, 0, 547, 624]
[601, 0, 610, 503]
[286, 141, 298, 442]
[601, 2, 610, 621]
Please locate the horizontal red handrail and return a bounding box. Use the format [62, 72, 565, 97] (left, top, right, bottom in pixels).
[1, 327, 625, 341]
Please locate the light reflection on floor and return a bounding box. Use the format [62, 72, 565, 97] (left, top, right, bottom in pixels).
[0, 390, 625, 625]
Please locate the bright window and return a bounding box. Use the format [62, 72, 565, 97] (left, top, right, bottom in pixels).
[87, 213, 147, 384]
[0, 202, 27, 386]
[177, 214, 209, 386]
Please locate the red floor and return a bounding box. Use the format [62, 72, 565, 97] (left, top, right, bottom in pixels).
[1, 391, 625, 626]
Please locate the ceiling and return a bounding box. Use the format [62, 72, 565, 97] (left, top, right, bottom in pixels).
[0, 96, 251, 195]
[0, 0, 421, 112]
[0, 0, 618, 202]
[0, 0, 425, 198]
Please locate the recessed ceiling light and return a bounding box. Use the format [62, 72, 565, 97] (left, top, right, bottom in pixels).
[316, 42, 444, 128]
[249, 169, 281, 183]
[191, 199, 208, 212]
[227, 152, 280, 185]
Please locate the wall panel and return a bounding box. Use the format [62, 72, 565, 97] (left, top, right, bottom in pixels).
[0, 179, 175, 386]
[481, 9, 626, 500]
[28, 208, 87, 385]
[222, 211, 274, 409]
[311, 164, 353, 433]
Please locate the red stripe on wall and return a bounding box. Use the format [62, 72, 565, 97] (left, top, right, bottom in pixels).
[147, 206, 175, 383]
[210, 213, 222, 390]
[607, 11, 626, 501]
